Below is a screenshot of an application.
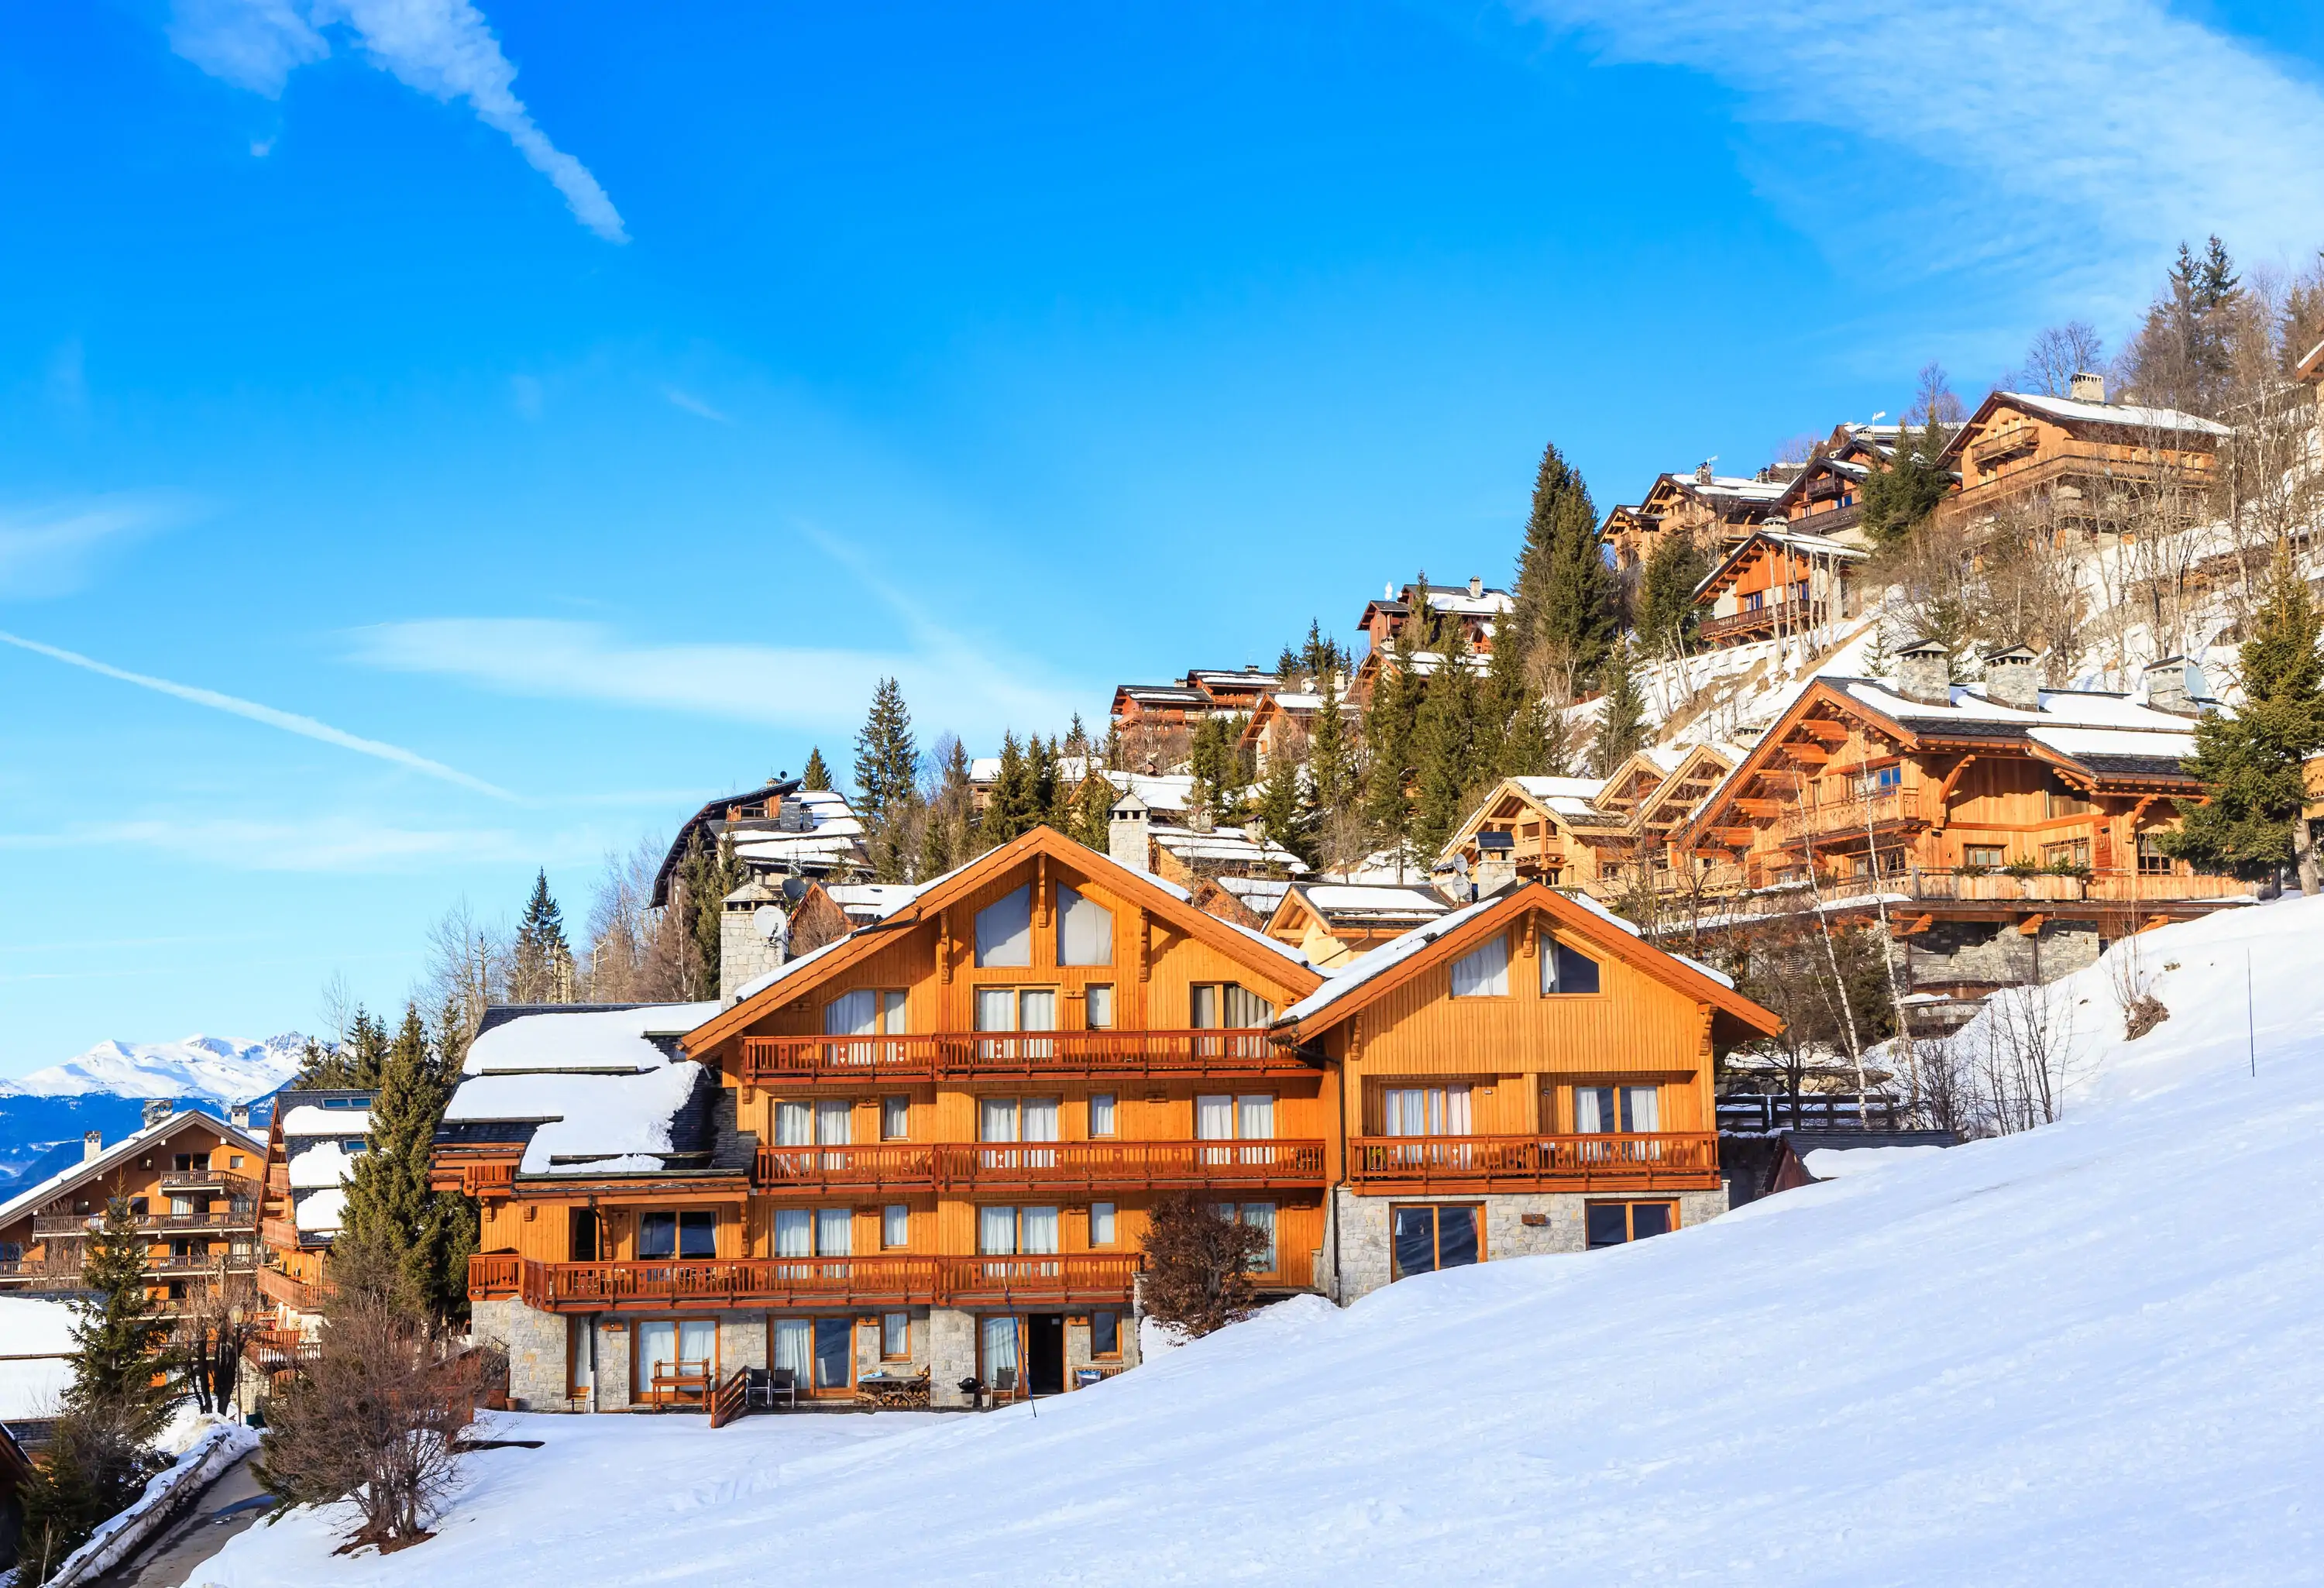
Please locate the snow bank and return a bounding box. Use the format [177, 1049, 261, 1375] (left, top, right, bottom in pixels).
[0, 1295, 76, 1421]
[197, 895, 2324, 1586]
[46, 1419, 258, 1588]
[1799, 1143, 1947, 1178]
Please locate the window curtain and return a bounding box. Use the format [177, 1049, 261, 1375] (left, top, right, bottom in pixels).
[978, 1205, 1018, 1255]
[635, 1320, 676, 1380]
[981, 1315, 1020, 1389]
[975, 888, 1033, 967]
[878, 989, 906, 1033]
[815, 1099, 851, 1145]
[772, 1318, 812, 1379]
[1022, 1098, 1059, 1142]
[775, 1208, 813, 1259]
[824, 989, 875, 1035]
[815, 1207, 852, 1256]
[1222, 985, 1274, 1028]
[1055, 885, 1113, 966]
[1449, 935, 1509, 997]
[980, 1098, 1019, 1143]
[1090, 1201, 1116, 1246]
[882, 1205, 909, 1248]
[1018, 990, 1057, 1031]
[1545, 942, 1601, 995]
[882, 1312, 909, 1359]
[1575, 1086, 1614, 1135]
[1085, 986, 1114, 1029]
[775, 1101, 813, 1147]
[1190, 985, 1219, 1030]
[1239, 1203, 1277, 1271]
[974, 988, 1018, 1032]
[1621, 1087, 1659, 1133]
[1237, 1095, 1274, 1164]
[677, 1318, 717, 1371]
[1019, 1206, 1058, 1255]
[1195, 1095, 1234, 1139]
[1088, 1094, 1116, 1136]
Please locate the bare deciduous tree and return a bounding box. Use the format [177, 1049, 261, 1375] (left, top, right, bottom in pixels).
[1138, 1193, 1265, 1335]
[2011, 321, 2107, 397]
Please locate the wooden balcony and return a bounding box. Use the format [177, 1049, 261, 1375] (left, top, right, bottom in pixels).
[1778, 785, 1920, 840]
[1345, 1133, 1721, 1193]
[469, 1253, 1146, 1312]
[29, 1215, 95, 1239]
[937, 1139, 1325, 1193]
[1796, 867, 2257, 913]
[159, 1169, 254, 1194]
[737, 1029, 1305, 1086]
[243, 1326, 319, 1377]
[753, 1143, 940, 1194]
[146, 1252, 256, 1277]
[32, 1206, 257, 1239]
[256, 1265, 326, 1312]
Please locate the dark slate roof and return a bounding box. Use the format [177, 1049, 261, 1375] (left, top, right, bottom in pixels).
[651, 779, 804, 906]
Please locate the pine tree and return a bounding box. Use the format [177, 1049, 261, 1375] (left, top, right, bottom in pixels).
[799, 748, 832, 791]
[1305, 669, 1357, 847]
[985, 733, 1038, 844]
[341, 1006, 473, 1321]
[1593, 641, 1648, 774]
[676, 831, 745, 995]
[1861, 414, 1954, 543]
[852, 679, 922, 882]
[1250, 752, 1312, 868]
[1068, 770, 1116, 853]
[1508, 442, 1618, 692]
[1031, 735, 1066, 831]
[2162, 564, 2324, 885]
[65, 1196, 176, 1444]
[1634, 530, 1712, 656]
[1411, 626, 1483, 860]
[511, 870, 574, 1005]
[1360, 622, 1425, 870]
[920, 737, 976, 874]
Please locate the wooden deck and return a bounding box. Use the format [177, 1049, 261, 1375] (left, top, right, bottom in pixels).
[1345, 1133, 1721, 1193]
[737, 1029, 1309, 1085]
[748, 1139, 1328, 1195]
[469, 1253, 1147, 1312]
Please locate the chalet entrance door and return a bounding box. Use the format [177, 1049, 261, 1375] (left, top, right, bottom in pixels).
[1026, 1314, 1064, 1397]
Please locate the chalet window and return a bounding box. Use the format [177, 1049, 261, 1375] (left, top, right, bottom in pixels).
[978, 1097, 1060, 1143]
[2044, 783, 2095, 818]
[2043, 839, 2090, 869]
[980, 1316, 1019, 1390]
[1390, 1205, 1480, 1280]
[974, 988, 1057, 1033]
[882, 1205, 909, 1248]
[1574, 1085, 1659, 1134]
[825, 988, 906, 1037]
[975, 888, 1034, 967]
[1084, 985, 1115, 1029]
[1542, 941, 1600, 995]
[1964, 844, 2007, 868]
[229, 1155, 245, 1170]
[1088, 1092, 1118, 1136]
[2137, 834, 2174, 875]
[1191, 984, 1274, 1029]
[774, 1207, 851, 1258]
[978, 1205, 1059, 1255]
[1449, 935, 1509, 998]
[882, 1312, 911, 1360]
[881, 1097, 909, 1140]
[170, 1195, 194, 1217]
[1208, 1201, 1277, 1271]
[1091, 1310, 1120, 1359]
[772, 1318, 852, 1392]
[1089, 1201, 1116, 1246]
[775, 1098, 852, 1148]
[1055, 885, 1112, 967]
[568, 1208, 598, 1261]
[1586, 1201, 1675, 1249]
[1383, 1085, 1470, 1136]
[638, 1210, 716, 1261]
[1196, 1095, 1276, 1163]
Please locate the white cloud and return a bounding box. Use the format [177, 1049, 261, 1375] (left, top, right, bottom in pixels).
[0, 630, 517, 801]
[0, 816, 544, 873]
[1515, 0, 2324, 315]
[346, 617, 1083, 743]
[0, 497, 183, 600]
[662, 387, 732, 424]
[170, 0, 626, 242]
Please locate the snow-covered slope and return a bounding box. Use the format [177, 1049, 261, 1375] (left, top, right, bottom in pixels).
[2, 1033, 307, 1102]
[201, 899, 2324, 1587]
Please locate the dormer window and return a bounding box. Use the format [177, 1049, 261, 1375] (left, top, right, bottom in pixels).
[1449, 935, 1509, 998]
[1054, 885, 1112, 967]
[975, 887, 1033, 967]
[1542, 941, 1601, 995]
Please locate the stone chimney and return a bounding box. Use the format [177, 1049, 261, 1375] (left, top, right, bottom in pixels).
[2069, 371, 2106, 404]
[1985, 644, 2041, 712]
[719, 874, 790, 1005]
[1895, 638, 1952, 707]
[83, 1131, 102, 1163]
[141, 1098, 173, 1131]
[229, 1102, 252, 1131]
[1471, 834, 1516, 897]
[1695, 461, 1714, 485]
[2144, 656, 2207, 717]
[1109, 792, 1153, 874]
[1466, 576, 1483, 598]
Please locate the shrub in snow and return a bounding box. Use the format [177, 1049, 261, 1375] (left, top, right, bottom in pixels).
[1139, 1193, 1267, 1338]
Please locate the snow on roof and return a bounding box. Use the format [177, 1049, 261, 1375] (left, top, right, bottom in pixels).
[2027, 725, 2197, 765]
[1800, 1144, 1949, 1181]
[1670, 473, 1786, 500]
[280, 1105, 371, 1137]
[1150, 825, 1310, 872]
[1213, 877, 1291, 912]
[1997, 390, 2230, 438]
[287, 1138, 363, 1191]
[1843, 680, 2199, 734]
[464, 1004, 719, 1077]
[294, 1186, 348, 1234]
[1104, 772, 1194, 812]
[442, 1063, 710, 1177]
[0, 1109, 252, 1231]
[1420, 588, 1515, 616]
[824, 883, 924, 920]
[971, 756, 1099, 783]
[1510, 775, 1608, 800]
[1300, 884, 1451, 919]
[1277, 894, 1506, 1026]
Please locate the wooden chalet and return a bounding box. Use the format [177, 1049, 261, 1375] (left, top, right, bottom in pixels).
[253, 1089, 374, 1346]
[0, 1105, 263, 1309]
[1692, 528, 1867, 650]
[1678, 641, 2255, 997]
[449, 828, 1329, 1414]
[649, 779, 802, 906]
[1274, 883, 1783, 1300]
[1934, 378, 2229, 534]
[1354, 578, 1514, 657]
[1263, 882, 1453, 970]
[1436, 775, 1631, 898]
[1236, 686, 1356, 769]
[1765, 420, 1930, 545]
[1599, 466, 1787, 575]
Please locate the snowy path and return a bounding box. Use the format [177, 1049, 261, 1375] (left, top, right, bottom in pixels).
[198, 897, 2324, 1588]
[85, 1450, 268, 1588]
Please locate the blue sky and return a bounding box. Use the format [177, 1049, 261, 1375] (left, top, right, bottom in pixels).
[4, 0, 2322, 1071]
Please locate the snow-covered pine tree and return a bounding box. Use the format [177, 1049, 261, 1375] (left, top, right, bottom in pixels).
[853, 679, 922, 882]
[2162, 562, 2324, 890]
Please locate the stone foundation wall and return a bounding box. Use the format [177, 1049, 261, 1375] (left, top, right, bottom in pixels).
[1332, 1185, 1731, 1304]
[1903, 918, 2100, 989]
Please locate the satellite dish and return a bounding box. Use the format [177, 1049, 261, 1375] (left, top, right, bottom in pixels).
[753, 905, 789, 944]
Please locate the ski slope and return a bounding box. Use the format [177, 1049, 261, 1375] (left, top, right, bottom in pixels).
[204, 898, 2324, 1588]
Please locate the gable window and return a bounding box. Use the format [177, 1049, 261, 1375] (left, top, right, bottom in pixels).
[1391, 1204, 1480, 1280]
[1084, 985, 1115, 1029]
[1449, 934, 1509, 997]
[1541, 941, 1600, 995]
[638, 1210, 717, 1261]
[975, 887, 1033, 968]
[825, 988, 906, 1038]
[1574, 1085, 1659, 1135]
[1191, 984, 1274, 1030]
[1586, 1201, 1675, 1249]
[1055, 885, 1112, 967]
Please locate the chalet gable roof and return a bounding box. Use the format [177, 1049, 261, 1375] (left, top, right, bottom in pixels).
[1272, 882, 1778, 1043]
[1938, 390, 2229, 466]
[684, 826, 1322, 1055]
[1692, 528, 1867, 601]
[2297, 338, 2324, 383]
[650, 778, 804, 906]
[0, 1109, 261, 1230]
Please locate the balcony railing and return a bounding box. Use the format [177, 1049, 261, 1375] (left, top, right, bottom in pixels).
[737, 1029, 1301, 1085]
[1777, 785, 1918, 840]
[145, 1252, 258, 1276]
[34, 1208, 259, 1238]
[752, 1143, 940, 1194]
[158, 1169, 253, 1194]
[1812, 867, 2255, 909]
[257, 1265, 327, 1313]
[470, 1253, 1148, 1312]
[1700, 596, 1831, 643]
[1345, 1133, 1721, 1193]
[937, 1139, 1325, 1192]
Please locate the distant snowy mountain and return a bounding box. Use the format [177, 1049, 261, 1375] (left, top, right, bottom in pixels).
[1, 1033, 309, 1103]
